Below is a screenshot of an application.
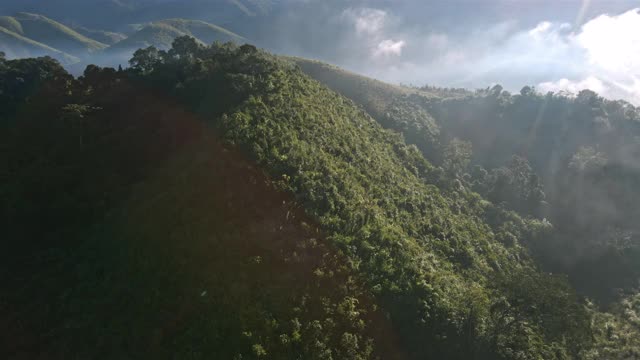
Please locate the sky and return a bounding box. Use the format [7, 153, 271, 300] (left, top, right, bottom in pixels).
[2, 0, 639, 104]
[261, 0, 640, 104]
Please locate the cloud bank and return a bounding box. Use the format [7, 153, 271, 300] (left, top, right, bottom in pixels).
[535, 8, 640, 104]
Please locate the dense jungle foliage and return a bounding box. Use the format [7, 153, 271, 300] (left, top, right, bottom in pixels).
[2, 39, 640, 359]
[296, 58, 640, 357]
[295, 59, 640, 301]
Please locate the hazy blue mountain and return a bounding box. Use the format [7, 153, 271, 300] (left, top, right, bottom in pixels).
[1, 12, 107, 57]
[73, 25, 127, 45]
[0, 24, 79, 64]
[109, 19, 243, 51]
[0, 0, 276, 30]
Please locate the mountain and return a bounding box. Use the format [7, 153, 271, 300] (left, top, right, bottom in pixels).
[1, 57, 392, 359]
[72, 25, 127, 45]
[0, 15, 22, 33]
[294, 57, 640, 303]
[5, 13, 108, 56]
[91, 18, 245, 69]
[0, 25, 79, 64]
[0, 12, 114, 65]
[0, 12, 245, 72]
[5, 37, 640, 359]
[0, 0, 276, 30]
[108, 19, 243, 53]
[291, 58, 467, 163]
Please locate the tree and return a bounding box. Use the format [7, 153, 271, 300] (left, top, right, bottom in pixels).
[82, 64, 117, 86]
[168, 36, 201, 60]
[487, 156, 545, 215]
[520, 85, 534, 96]
[239, 44, 258, 55]
[490, 84, 503, 97]
[443, 138, 472, 178]
[0, 52, 6, 73]
[577, 89, 598, 102]
[61, 104, 98, 148]
[569, 146, 607, 173]
[129, 46, 162, 74]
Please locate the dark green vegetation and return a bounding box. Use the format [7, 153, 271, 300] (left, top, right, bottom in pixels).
[2, 38, 640, 359]
[1, 53, 393, 359]
[429, 89, 640, 298]
[296, 60, 640, 304]
[296, 59, 640, 357]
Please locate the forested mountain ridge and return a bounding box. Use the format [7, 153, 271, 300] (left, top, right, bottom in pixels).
[1, 52, 396, 359]
[295, 57, 640, 353]
[2, 38, 640, 359]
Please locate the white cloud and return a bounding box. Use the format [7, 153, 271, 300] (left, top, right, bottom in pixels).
[538, 76, 606, 95]
[333, 4, 640, 106]
[341, 7, 408, 60]
[360, 8, 640, 105]
[529, 21, 552, 37]
[373, 39, 406, 57]
[576, 9, 640, 74]
[534, 8, 640, 104]
[343, 8, 387, 35]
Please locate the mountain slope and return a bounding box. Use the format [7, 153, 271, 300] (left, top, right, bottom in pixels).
[295, 57, 640, 345]
[109, 22, 190, 51]
[1, 61, 396, 359]
[0, 15, 23, 34]
[159, 18, 245, 43]
[293, 56, 640, 358]
[0, 0, 276, 30]
[0, 25, 79, 64]
[73, 25, 127, 45]
[107, 19, 243, 53]
[3, 39, 640, 359]
[9, 12, 108, 56]
[293, 58, 446, 163]
[127, 39, 596, 359]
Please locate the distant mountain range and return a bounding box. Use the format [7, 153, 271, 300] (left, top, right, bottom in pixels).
[0, 11, 247, 69]
[0, 1, 275, 29]
[0, 13, 107, 64]
[108, 19, 243, 53]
